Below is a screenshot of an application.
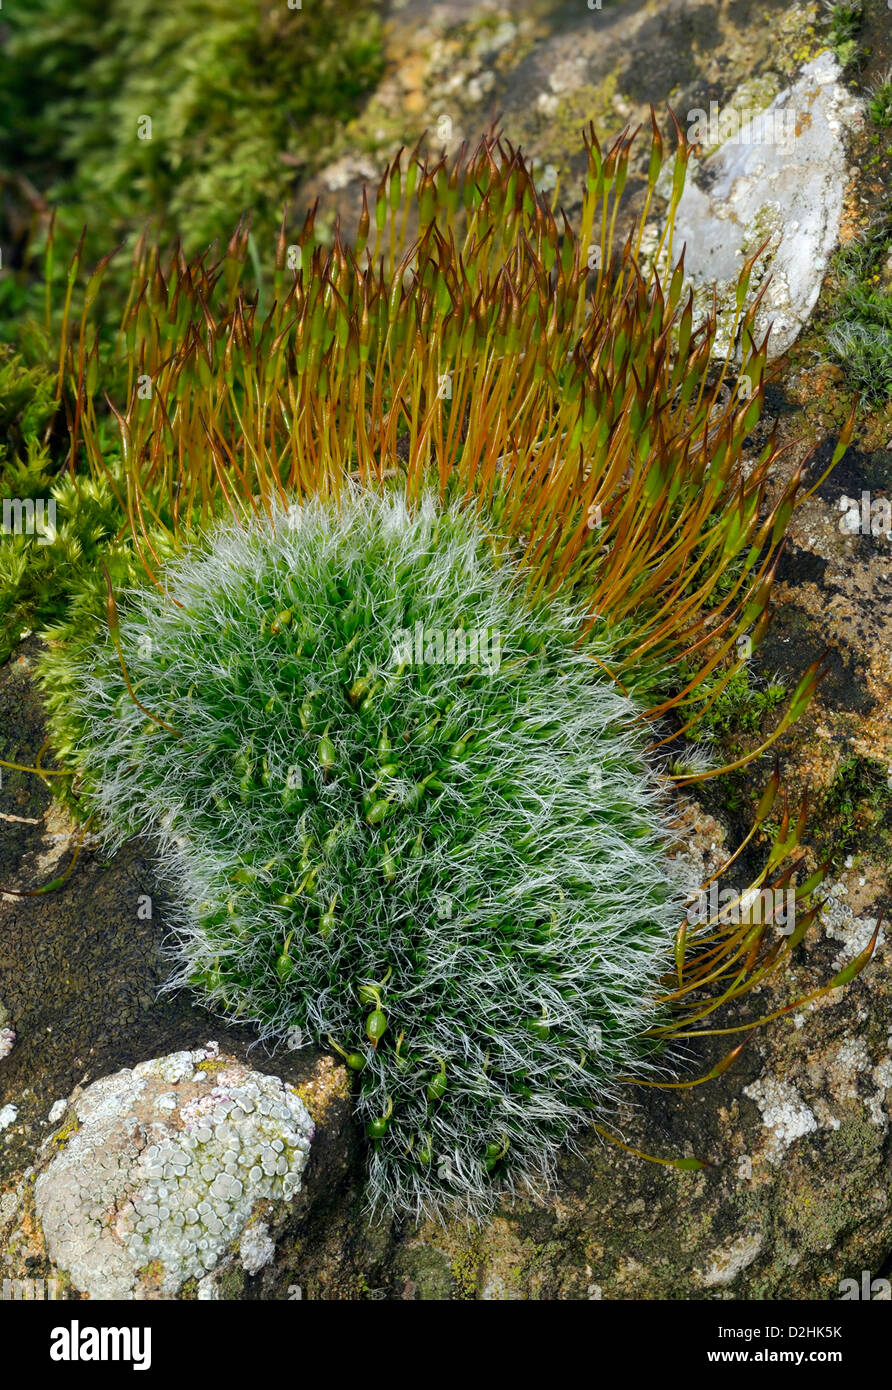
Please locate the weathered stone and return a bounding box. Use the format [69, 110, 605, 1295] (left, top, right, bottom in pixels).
[31, 1047, 313, 1299]
[673, 51, 862, 357]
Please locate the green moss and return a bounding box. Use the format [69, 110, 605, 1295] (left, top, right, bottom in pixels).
[0, 0, 384, 267]
[827, 216, 892, 402]
[680, 666, 787, 750]
[818, 753, 892, 863]
[55, 492, 687, 1221]
[866, 74, 892, 129]
[0, 340, 134, 667]
[774, 1117, 885, 1259]
[448, 1235, 485, 1298]
[825, 1, 864, 71]
[218, 1265, 247, 1299]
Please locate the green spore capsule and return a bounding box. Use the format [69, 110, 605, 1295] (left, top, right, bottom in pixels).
[329, 1036, 367, 1072]
[269, 609, 292, 635]
[484, 1137, 509, 1172]
[366, 1008, 388, 1045]
[317, 725, 336, 771]
[275, 932, 295, 982]
[319, 895, 338, 938]
[380, 843, 397, 881]
[367, 1096, 393, 1138]
[281, 769, 303, 811]
[416, 1135, 433, 1165]
[355, 968, 390, 1007]
[426, 1058, 447, 1101]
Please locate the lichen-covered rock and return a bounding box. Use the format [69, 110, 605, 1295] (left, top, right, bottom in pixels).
[32, 1045, 314, 1299]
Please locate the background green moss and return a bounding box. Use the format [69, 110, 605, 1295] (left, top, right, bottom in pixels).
[0, 0, 384, 267]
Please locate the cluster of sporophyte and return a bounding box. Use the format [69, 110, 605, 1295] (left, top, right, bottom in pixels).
[55, 121, 846, 728]
[19, 122, 872, 1217]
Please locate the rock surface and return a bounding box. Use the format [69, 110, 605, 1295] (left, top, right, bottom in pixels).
[673, 51, 863, 357]
[2, 0, 891, 1299]
[0, 999, 13, 1062]
[31, 1045, 313, 1300]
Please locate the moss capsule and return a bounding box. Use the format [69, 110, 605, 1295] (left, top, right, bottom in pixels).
[269, 608, 292, 635]
[367, 1096, 393, 1138]
[416, 1135, 433, 1165]
[380, 842, 397, 881]
[275, 932, 295, 982]
[366, 1008, 387, 1044]
[426, 1057, 447, 1101]
[317, 724, 336, 772]
[328, 1036, 366, 1072]
[319, 895, 338, 938]
[484, 1137, 509, 1172]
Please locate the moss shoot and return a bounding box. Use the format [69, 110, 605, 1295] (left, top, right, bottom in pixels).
[60, 490, 686, 1220]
